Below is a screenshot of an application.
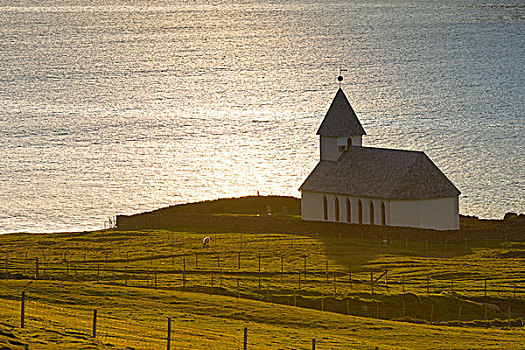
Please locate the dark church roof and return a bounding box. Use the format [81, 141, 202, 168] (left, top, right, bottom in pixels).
[316, 88, 366, 137]
[299, 146, 460, 200]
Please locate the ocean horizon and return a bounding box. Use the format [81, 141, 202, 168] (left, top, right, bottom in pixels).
[1, 0, 523, 234]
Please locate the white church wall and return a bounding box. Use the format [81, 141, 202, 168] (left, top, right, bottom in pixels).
[320, 136, 363, 161]
[389, 197, 459, 230]
[301, 191, 324, 221]
[302, 191, 458, 230]
[301, 192, 392, 226]
[320, 137, 339, 161]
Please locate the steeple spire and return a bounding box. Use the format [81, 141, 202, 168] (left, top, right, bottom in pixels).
[317, 88, 366, 161]
[316, 88, 366, 137]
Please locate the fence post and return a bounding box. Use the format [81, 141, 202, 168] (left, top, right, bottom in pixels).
[484, 278, 487, 297]
[183, 259, 186, 288]
[484, 304, 487, 328]
[5, 257, 7, 281]
[258, 254, 261, 291]
[93, 309, 97, 338]
[321, 294, 324, 311]
[303, 257, 307, 280]
[346, 298, 350, 315]
[211, 272, 214, 296]
[21, 291, 25, 328]
[513, 282, 516, 299]
[458, 304, 462, 321]
[312, 338, 316, 350]
[35, 257, 39, 280]
[167, 317, 171, 350]
[349, 264, 352, 289]
[243, 327, 248, 350]
[280, 256, 283, 281]
[238, 252, 240, 269]
[370, 271, 374, 294]
[326, 260, 329, 285]
[508, 306, 511, 327]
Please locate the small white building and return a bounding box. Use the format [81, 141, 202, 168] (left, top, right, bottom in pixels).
[299, 88, 460, 230]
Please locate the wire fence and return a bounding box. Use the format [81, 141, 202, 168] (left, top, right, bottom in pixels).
[0, 296, 298, 349]
[1, 233, 523, 330]
[1, 251, 523, 322]
[1, 291, 523, 350]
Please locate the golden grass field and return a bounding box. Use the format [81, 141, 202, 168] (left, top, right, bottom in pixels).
[0, 197, 524, 349]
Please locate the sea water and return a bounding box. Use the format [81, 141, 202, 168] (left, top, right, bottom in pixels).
[0, 0, 523, 233]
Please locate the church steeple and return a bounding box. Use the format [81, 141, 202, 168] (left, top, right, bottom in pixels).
[317, 88, 366, 161]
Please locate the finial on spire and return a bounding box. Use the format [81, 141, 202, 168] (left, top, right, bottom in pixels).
[338, 68, 348, 88]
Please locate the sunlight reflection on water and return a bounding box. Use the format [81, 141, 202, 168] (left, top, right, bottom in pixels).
[0, 0, 523, 233]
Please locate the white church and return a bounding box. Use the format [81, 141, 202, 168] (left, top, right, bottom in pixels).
[299, 87, 460, 230]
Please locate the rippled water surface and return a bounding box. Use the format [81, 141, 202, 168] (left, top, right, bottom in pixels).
[0, 0, 523, 233]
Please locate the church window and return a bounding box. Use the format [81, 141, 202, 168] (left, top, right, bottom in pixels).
[346, 198, 351, 223]
[335, 198, 340, 221]
[358, 199, 363, 224]
[323, 196, 328, 220]
[369, 201, 375, 225]
[381, 202, 386, 225]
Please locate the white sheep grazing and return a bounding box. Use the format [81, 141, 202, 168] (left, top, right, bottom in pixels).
[203, 236, 211, 247]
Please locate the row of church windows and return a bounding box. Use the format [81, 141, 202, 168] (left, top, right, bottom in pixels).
[323, 196, 386, 225]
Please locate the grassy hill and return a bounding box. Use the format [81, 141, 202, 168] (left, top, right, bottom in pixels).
[0, 196, 524, 349]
